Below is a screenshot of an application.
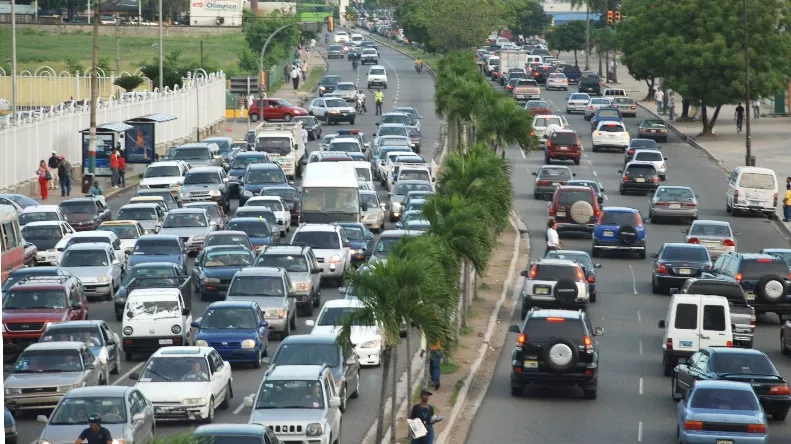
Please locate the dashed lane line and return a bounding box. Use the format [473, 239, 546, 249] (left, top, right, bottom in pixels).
[112, 361, 144, 386]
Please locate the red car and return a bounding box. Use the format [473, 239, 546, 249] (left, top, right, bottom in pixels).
[545, 130, 582, 165]
[549, 185, 601, 234]
[524, 100, 551, 115]
[248, 98, 308, 123]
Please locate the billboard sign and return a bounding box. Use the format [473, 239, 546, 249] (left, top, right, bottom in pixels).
[82, 133, 115, 177]
[124, 123, 156, 164]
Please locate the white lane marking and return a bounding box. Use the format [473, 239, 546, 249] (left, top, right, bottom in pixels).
[636, 309, 642, 324]
[629, 265, 638, 295]
[604, 194, 609, 201]
[639, 340, 643, 355]
[592, 170, 597, 177]
[112, 361, 144, 385]
[638, 421, 643, 442]
[583, 153, 588, 158]
[639, 377, 643, 395]
[587, 160, 592, 166]
[521, 148, 526, 159]
[381, 58, 400, 106]
[233, 400, 246, 414]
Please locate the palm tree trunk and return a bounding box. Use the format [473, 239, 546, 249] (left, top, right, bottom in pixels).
[473, 270, 479, 300]
[375, 347, 391, 443]
[405, 331, 413, 413]
[460, 259, 468, 329]
[456, 119, 464, 151]
[423, 351, 430, 390]
[390, 346, 399, 444]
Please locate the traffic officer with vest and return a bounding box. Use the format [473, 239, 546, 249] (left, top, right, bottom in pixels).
[374, 89, 384, 116]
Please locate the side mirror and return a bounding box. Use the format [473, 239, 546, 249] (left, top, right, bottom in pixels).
[191, 321, 200, 328]
[37, 415, 48, 423]
[129, 372, 140, 380]
[572, 173, 576, 177]
[210, 221, 217, 227]
[681, 229, 688, 234]
[542, 135, 548, 139]
[650, 253, 658, 258]
[305, 319, 316, 327]
[375, 122, 380, 126]
[520, 270, 529, 277]
[395, 222, 402, 229]
[289, 181, 295, 185]
[531, 172, 537, 176]
[329, 396, 341, 408]
[287, 291, 297, 298]
[509, 324, 520, 333]
[669, 288, 679, 295]
[338, 286, 348, 294]
[594, 263, 602, 268]
[277, 220, 284, 225]
[617, 169, 623, 174]
[311, 267, 322, 274]
[243, 394, 255, 408]
[182, 308, 190, 316]
[732, 323, 737, 331]
[593, 327, 604, 336]
[658, 320, 666, 329]
[132, 413, 146, 422]
[380, 203, 386, 208]
[734, 232, 740, 236]
[57, 247, 64, 252]
[71, 302, 82, 309]
[346, 356, 356, 365]
[664, 157, 668, 160]
[364, 142, 371, 149]
[260, 321, 269, 329]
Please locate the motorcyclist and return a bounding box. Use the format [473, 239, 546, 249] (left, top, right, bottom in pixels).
[415, 57, 423, 73]
[352, 58, 358, 70]
[356, 90, 367, 115]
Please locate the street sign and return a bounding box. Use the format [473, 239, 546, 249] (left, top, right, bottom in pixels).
[229, 76, 257, 95]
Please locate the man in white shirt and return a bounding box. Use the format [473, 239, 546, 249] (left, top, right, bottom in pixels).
[302, 127, 309, 146]
[546, 219, 563, 256]
[356, 90, 367, 114]
[654, 88, 664, 114]
[310, 38, 317, 52]
[290, 66, 300, 90]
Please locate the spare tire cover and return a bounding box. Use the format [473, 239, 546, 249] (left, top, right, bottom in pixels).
[756, 275, 788, 304]
[554, 279, 579, 304]
[619, 225, 638, 245]
[570, 200, 594, 224]
[543, 339, 578, 373]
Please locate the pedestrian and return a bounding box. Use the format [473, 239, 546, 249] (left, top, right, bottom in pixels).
[752, 98, 761, 119]
[735, 102, 745, 133]
[36, 160, 50, 200]
[654, 88, 664, 114]
[374, 89, 384, 116]
[57, 156, 72, 197]
[409, 389, 437, 444]
[301, 62, 308, 82]
[310, 38, 316, 52]
[47, 151, 60, 190]
[109, 148, 120, 188]
[89, 180, 104, 197]
[546, 219, 562, 256]
[284, 63, 291, 80]
[301, 127, 309, 146]
[667, 91, 676, 121]
[117, 150, 126, 187]
[784, 183, 791, 222]
[290, 66, 300, 90]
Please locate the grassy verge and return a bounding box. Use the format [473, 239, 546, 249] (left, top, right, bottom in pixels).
[440, 360, 459, 374]
[299, 67, 324, 93]
[448, 379, 465, 407]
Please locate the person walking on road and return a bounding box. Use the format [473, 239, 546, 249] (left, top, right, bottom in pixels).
[301, 127, 309, 147]
[290, 66, 300, 90]
[374, 90, 384, 116]
[109, 148, 120, 188]
[667, 91, 676, 121]
[301, 62, 308, 82]
[48, 151, 60, 190]
[117, 150, 126, 187]
[420, 331, 442, 390]
[752, 99, 761, 119]
[546, 219, 563, 256]
[310, 38, 316, 52]
[36, 160, 50, 200]
[409, 389, 437, 444]
[784, 183, 791, 222]
[58, 156, 72, 197]
[735, 103, 745, 133]
[654, 88, 664, 115]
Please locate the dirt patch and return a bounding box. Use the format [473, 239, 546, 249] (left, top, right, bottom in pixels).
[394, 227, 530, 443]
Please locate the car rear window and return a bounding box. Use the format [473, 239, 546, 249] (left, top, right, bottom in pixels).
[596, 110, 620, 119]
[689, 224, 731, 237]
[538, 168, 572, 180]
[635, 152, 663, 161]
[551, 132, 578, 145]
[598, 124, 625, 133]
[689, 388, 759, 411]
[709, 352, 775, 374]
[631, 140, 658, 149]
[534, 117, 561, 127]
[532, 264, 578, 281]
[557, 190, 593, 206]
[674, 303, 698, 329]
[740, 259, 789, 280]
[600, 211, 637, 225]
[703, 304, 726, 331]
[524, 318, 584, 342]
[517, 80, 538, 86]
[739, 173, 775, 189]
[626, 165, 657, 175]
[661, 246, 709, 262]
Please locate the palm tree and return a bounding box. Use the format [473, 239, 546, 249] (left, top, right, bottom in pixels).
[435, 75, 489, 150]
[475, 91, 538, 154]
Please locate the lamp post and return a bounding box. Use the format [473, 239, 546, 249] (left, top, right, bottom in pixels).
[11, 0, 17, 121]
[584, 4, 590, 70]
[88, 0, 100, 174]
[193, 69, 207, 142]
[743, 0, 752, 166]
[158, 0, 164, 91]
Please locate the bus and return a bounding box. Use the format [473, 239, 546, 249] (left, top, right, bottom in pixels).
[0, 204, 25, 284]
[300, 162, 360, 224]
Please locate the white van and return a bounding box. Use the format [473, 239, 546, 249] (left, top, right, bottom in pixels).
[602, 88, 627, 98]
[526, 55, 543, 68]
[486, 56, 500, 76]
[726, 166, 778, 218]
[122, 288, 192, 360]
[658, 294, 733, 375]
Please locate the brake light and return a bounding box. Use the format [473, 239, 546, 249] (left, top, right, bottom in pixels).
[549, 206, 556, 217]
[736, 272, 742, 282]
[653, 176, 659, 183]
[688, 238, 699, 244]
[722, 239, 735, 247]
[516, 333, 526, 347]
[770, 385, 791, 395]
[583, 335, 593, 351]
[733, 189, 739, 202]
[594, 207, 600, 218]
[628, 149, 635, 156]
[631, 105, 636, 109]
[666, 338, 673, 350]
[747, 424, 767, 434]
[750, 312, 756, 328]
[530, 131, 536, 136]
[657, 264, 668, 274]
[545, 317, 565, 322]
[756, 258, 773, 263]
[587, 274, 596, 283]
[726, 340, 733, 347]
[684, 421, 703, 431]
[622, 175, 629, 183]
[577, 266, 584, 281]
[589, 106, 594, 110]
[529, 265, 538, 279]
[546, 141, 552, 147]
[774, 192, 779, 207]
[537, 180, 550, 186]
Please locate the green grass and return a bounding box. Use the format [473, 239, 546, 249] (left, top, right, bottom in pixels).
[440, 360, 459, 374]
[459, 326, 472, 336]
[0, 28, 245, 74]
[448, 379, 465, 407]
[299, 66, 324, 93]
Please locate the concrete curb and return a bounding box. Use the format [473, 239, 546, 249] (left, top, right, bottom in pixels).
[435, 211, 526, 444]
[103, 177, 141, 199]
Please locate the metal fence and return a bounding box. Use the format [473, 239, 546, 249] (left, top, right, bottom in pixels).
[265, 48, 298, 94]
[0, 71, 226, 192]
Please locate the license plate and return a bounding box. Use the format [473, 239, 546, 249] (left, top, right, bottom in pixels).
[716, 440, 734, 444]
[556, 211, 566, 217]
[750, 200, 763, 205]
[746, 291, 755, 301]
[669, 204, 681, 209]
[678, 268, 691, 275]
[559, 146, 568, 150]
[603, 230, 614, 236]
[516, 95, 525, 98]
[535, 286, 550, 295]
[523, 360, 538, 369]
[679, 341, 693, 348]
[635, 178, 646, 182]
[552, 182, 560, 186]
[159, 339, 173, 345]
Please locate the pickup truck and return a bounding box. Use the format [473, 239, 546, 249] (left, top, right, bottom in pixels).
[673, 278, 755, 348]
[513, 79, 541, 102]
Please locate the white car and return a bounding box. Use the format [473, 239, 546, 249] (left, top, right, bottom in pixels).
[350, 33, 364, 45]
[532, 115, 569, 141]
[591, 121, 631, 152]
[359, 190, 386, 232]
[138, 160, 189, 194]
[308, 97, 356, 125]
[334, 31, 349, 43]
[584, 97, 613, 120]
[545, 73, 569, 90]
[130, 346, 233, 423]
[21, 221, 75, 265]
[244, 196, 291, 234]
[565, 93, 591, 114]
[380, 151, 414, 186]
[306, 299, 383, 366]
[367, 65, 388, 89]
[326, 137, 363, 153]
[18, 204, 66, 227]
[59, 230, 129, 269]
[631, 149, 668, 180]
[121, 288, 193, 360]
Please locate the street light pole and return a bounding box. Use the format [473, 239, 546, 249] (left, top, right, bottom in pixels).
[158, 0, 164, 91]
[743, 0, 752, 166]
[258, 21, 303, 123]
[584, 4, 590, 70]
[11, 0, 17, 121]
[193, 69, 206, 142]
[88, 0, 100, 174]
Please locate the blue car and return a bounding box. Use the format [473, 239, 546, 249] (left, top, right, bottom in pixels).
[591, 207, 646, 259]
[590, 107, 622, 132]
[192, 301, 269, 367]
[127, 235, 187, 268]
[240, 163, 289, 205]
[193, 245, 256, 301]
[4, 407, 17, 444]
[677, 380, 768, 444]
[226, 217, 276, 254]
[760, 248, 791, 268]
[227, 152, 271, 197]
[337, 222, 374, 264]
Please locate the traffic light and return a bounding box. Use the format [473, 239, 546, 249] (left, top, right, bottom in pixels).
[607, 10, 614, 25]
[615, 11, 621, 21]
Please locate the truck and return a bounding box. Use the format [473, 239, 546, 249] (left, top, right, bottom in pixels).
[254, 121, 306, 180]
[498, 50, 529, 85]
[300, 162, 361, 224]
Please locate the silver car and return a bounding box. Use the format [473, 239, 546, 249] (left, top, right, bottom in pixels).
[226, 267, 297, 338]
[184, 202, 226, 230]
[60, 243, 123, 299]
[388, 180, 434, 222]
[359, 189, 386, 232]
[532, 165, 575, 200]
[684, 220, 737, 258]
[179, 166, 231, 212]
[565, 92, 591, 114]
[6, 342, 105, 412]
[583, 97, 613, 120]
[373, 123, 410, 148]
[158, 208, 218, 255]
[630, 149, 668, 180]
[168, 143, 222, 168]
[115, 203, 165, 234]
[611, 96, 637, 117]
[255, 244, 322, 316]
[326, 82, 358, 103]
[648, 186, 698, 222]
[291, 224, 351, 286]
[36, 386, 156, 444]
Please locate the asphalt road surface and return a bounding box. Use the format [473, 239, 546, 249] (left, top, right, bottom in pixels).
[465, 78, 791, 443]
[14, 40, 441, 444]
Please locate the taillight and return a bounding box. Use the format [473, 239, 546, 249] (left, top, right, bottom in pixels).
[537, 180, 550, 185]
[726, 340, 733, 347]
[583, 335, 593, 351]
[750, 312, 756, 328]
[631, 105, 636, 109]
[589, 106, 594, 110]
[722, 239, 735, 247]
[657, 264, 668, 274]
[549, 206, 556, 217]
[530, 131, 536, 136]
[666, 338, 673, 350]
[736, 272, 742, 282]
[770, 385, 791, 395]
[587, 274, 596, 283]
[622, 175, 629, 183]
[774, 192, 779, 207]
[628, 149, 635, 156]
[684, 421, 703, 431]
[747, 424, 767, 434]
[653, 176, 659, 183]
[516, 333, 526, 348]
[546, 141, 552, 147]
[593, 207, 600, 218]
[733, 189, 739, 202]
[577, 266, 584, 281]
[529, 265, 537, 279]
[688, 238, 699, 244]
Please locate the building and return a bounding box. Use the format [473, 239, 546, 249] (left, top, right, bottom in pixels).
[189, 0, 243, 25]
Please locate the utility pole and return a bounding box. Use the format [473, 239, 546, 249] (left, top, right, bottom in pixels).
[115, 20, 121, 73]
[11, 0, 17, 121]
[743, 0, 752, 166]
[88, 0, 100, 174]
[158, 0, 164, 91]
[584, 3, 590, 70]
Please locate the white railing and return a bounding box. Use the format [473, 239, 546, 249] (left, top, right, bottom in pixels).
[0, 71, 227, 192]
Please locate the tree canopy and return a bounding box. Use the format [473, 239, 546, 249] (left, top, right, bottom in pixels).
[505, 0, 552, 37]
[546, 20, 587, 65]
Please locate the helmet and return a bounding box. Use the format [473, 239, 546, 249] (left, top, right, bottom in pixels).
[88, 413, 102, 424]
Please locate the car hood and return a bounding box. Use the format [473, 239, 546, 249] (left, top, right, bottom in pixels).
[141, 177, 181, 186]
[288, 271, 311, 283]
[5, 371, 84, 388]
[135, 382, 211, 402]
[183, 159, 212, 167]
[1, 308, 69, 323]
[159, 227, 209, 238]
[328, 105, 356, 113]
[182, 184, 221, 192]
[196, 328, 259, 341]
[137, 220, 158, 231]
[127, 254, 183, 267]
[27, 237, 60, 251]
[312, 248, 345, 259]
[40, 424, 128, 443]
[250, 408, 326, 425]
[687, 408, 764, 424]
[201, 266, 246, 279]
[310, 325, 379, 344]
[63, 266, 114, 282]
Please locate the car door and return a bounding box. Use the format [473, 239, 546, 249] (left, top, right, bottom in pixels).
[67, 282, 84, 320]
[126, 390, 145, 441]
[108, 248, 123, 282]
[676, 351, 699, 394]
[81, 346, 102, 385]
[307, 250, 321, 290]
[209, 350, 231, 398]
[179, 293, 192, 339]
[699, 301, 729, 348]
[323, 374, 341, 436]
[268, 100, 285, 120]
[343, 346, 360, 393]
[339, 230, 351, 269]
[310, 98, 325, 117]
[284, 273, 296, 316]
[193, 251, 205, 284]
[726, 169, 739, 205]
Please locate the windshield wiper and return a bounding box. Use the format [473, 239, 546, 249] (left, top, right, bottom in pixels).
[145, 369, 172, 381]
[29, 306, 61, 309]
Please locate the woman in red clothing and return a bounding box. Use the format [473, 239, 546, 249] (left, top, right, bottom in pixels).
[36, 160, 50, 200]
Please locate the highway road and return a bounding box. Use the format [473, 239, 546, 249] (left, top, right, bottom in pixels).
[13, 39, 442, 444]
[465, 78, 791, 443]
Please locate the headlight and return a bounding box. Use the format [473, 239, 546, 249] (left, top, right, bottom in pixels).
[191, 235, 206, 243]
[195, 339, 208, 347]
[329, 255, 342, 264]
[295, 282, 310, 291]
[361, 339, 379, 348]
[241, 339, 256, 349]
[171, 324, 182, 334]
[56, 383, 80, 393]
[181, 397, 206, 405]
[265, 309, 286, 318]
[97, 275, 109, 283]
[5, 388, 21, 395]
[123, 326, 133, 336]
[208, 189, 220, 196]
[320, 86, 325, 91]
[180, 191, 190, 198]
[112, 439, 127, 444]
[202, 277, 220, 284]
[243, 189, 253, 197]
[330, 110, 339, 114]
[306, 423, 323, 436]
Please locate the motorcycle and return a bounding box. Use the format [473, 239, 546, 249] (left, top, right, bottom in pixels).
[352, 59, 359, 70]
[356, 98, 366, 114]
[415, 63, 423, 74]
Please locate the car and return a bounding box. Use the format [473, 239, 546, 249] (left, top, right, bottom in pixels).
[21, 221, 75, 265]
[545, 72, 568, 90]
[192, 424, 281, 444]
[244, 364, 342, 444]
[549, 185, 600, 234]
[307, 299, 383, 366]
[291, 224, 352, 286]
[502, 68, 526, 86]
[39, 319, 122, 377]
[256, 244, 322, 315]
[326, 81, 358, 103]
[327, 136, 363, 154]
[60, 230, 129, 268]
[544, 129, 582, 165]
[610, 96, 637, 117]
[684, 219, 737, 258]
[359, 189, 386, 232]
[240, 163, 289, 205]
[650, 243, 712, 294]
[337, 222, 374, 265]
[226, 267, 298, 338]
[648, 186, 699, 223]
[184, 202, 225, 230]
[139, 159, 189, 193]
[505, 77, 523, 95]
[260, 185, 301, 224]
[113, 205, 164, 235]
[509, 309, 604, 398]
[513, 79, 541, 102]
[565, 92, 591, 114]
[389, 180, 434, 221]
[130, 346, 233, 423]
[369, 229, 423, 263]
[245, 195, 291, 235]
[179, 166, 231, 212]
[136, 188, 181, 211]
[373, 123, 410, 149]
[530, 64, 553, 83]
[578, 72, 602, 95]
[308, 97, 357, 125]
[18, 205, 67, 227]
[121, 287, 193, 358]
[378, 111, 413, 128]
[629, 149, 668, 180]
[367, 65, 388, 89]
[567, 179, 605, 204]
[293, 115, 322, 140]
[225, 217, 277, 252]
[159, 207, 217, 255]
[583, 97, 612, 120]
[228, 152, 271, 196]
[618, 161, 659, 195]
[543, 250, 601, 302]
[247, 98, 309, 123]
[519, 259, 590, 318]
[532, 165, 575, 200]
[166, 142, 222, 168]
[126, 234, 187, 268]
[205, 230, 254, 252]
[726, 166, 779, 219]
[59, 197, 112, 231]
[114, 261, 192, 320]
[524, 100, 552, 116]
[192, 301, 270, 367]
[637, 118, 669, 142]
[327, 44, 345, 59]
[624, 138, 661, 164]
[35, 386, 156, 444]
[60, 242, 123, 300]
[318, 74, 341, 96]
[334, 30, 349, 43]
[397, 209, 427, 228]
[592, 207, 647, 258]
[590, 107, 623, 133]
[678, 380, 771, 442]
[347, 46, 361, 60]
[360, 40, 378, 51]
[676, 278, 755, 348]
[0, 193, 40, 211]
[127, 196, 170, 218]
[4, 407, 17, 444]
[360, 47, 379, 64]
[532, 114, 567, 141]
[193, 245, 256, 301]
[1, 266, 74, 299]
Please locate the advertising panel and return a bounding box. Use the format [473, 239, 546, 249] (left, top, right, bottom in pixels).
[125, 122, 156, 164]
[82, 133, 115, 177]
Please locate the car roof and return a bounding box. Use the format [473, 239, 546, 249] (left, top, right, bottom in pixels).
[187, 166, 223, 173]
[234, 151, 269, 157]
[128, 287, 182, 298]
[557, 185, 593, 192]
[322, 299, 363, 308]
[663, 242, 706, 248]
[247, 163, 282, 170]
[262, 245, 306, 254]
[228, 217, 271, 224]
[208, 230, 247, 237]
[71, 231, 114, 238]
[148, 160, 185, 167]
[691, 219, 731, 226]
[167, 208, 208, 215]
[22, 205, 61, 213]
[119, 203, 159, 209]
[535, 258, 579, 267]
[203, 245, 251, 253]
[136, 234, 179, 242]
[528, 308, 583, 320]
[22, 221, 64, 227]
[151, 346, 212, 357]
[26, 341, 85, 351]
[280, 334, 339, 345]
[65, 386, 132, 398]
[64, 242, 112, 251]
[247, 196, 282, 202]
[46, 320, 105, 329]
[295, 224, 339, 233]
[266, 364, 327, 381]
[331, 137, 360, 144]
[62, 197, 95, 204]
[602, 206, 638, 213]
[193, 424, 271, 436]
[378, 229, 422, 238]
[129, 262, 175, 269]
[691, 380, 756, 392]
[206, 300, 258, 309]
[235, 267, 286, 276]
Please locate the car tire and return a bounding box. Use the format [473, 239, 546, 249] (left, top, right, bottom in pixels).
[574, 158, 580, 165]
[350, 118, 356, 124]
[782, 334, 789, 356]
[303, 300, 314, 317]
[313, 290, 321, 308]
[590, 291, 596, 303]
[281, 319, 290, 339]
[638, 249, 646, 259]
[533, 193, 540, 200]
[219, 384, 231, 409]
[249, 113, 260, 122]
[116, 312, 122, 322]
[520, 302, 528, 320]
[350, 374, 360, 398]
[583, 387, 597, 399]
[203, 398, 215, 423]
[106, 283, 114, 302]
[544, 156, 550, 164]
[111, 351, 121, 374]
[619, 187, 625, 195]
[663, 354, 674, 376]
[253, 351, 263, 369]
[591, 146, 598, 153]
[652, 277, 661, 294]
[340, 386, 347, 413]
[290, 312, 297, 330]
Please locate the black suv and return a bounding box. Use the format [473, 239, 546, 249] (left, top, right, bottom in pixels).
[702, 252, 791, 319]
[618, 162, 659, 195]
[509, 308, 604, 399]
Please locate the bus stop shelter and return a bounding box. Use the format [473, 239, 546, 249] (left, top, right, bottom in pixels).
[124, 114, 177, 165]
[79, 122, 133, 177]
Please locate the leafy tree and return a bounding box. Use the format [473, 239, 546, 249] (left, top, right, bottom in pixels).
[394, 0, 431, 49]
[114, 74, 146, 91]
[476, 91, 538, 153]
[617, 0, 662, 100]
[64, 57, 85, 75]
[546, 20, 587, 66]
[242, 10, 301, 72]
[505, 0, 552, 38]
[139, 49, 213, 90]
[418, 0, 509, 53]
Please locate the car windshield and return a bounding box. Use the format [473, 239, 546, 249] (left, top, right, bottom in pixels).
[257, 137, 292, 155]
[248, 200, 284, 211]
[326, 99, 348, 108]
[379, 126, 407, 136]
[3, 289, 67, 310]
[538, 168, 572, 180]
[233, 209, 277, 224]
[184, 172, 220, 185]
[551, 73, 567, 79]
[273, 343, 340, 367]
[203, 250, 254, 267]
[255, 380, 325, 409]
[125, 299, 180, 318]
[655, 188, 694, 200]
[531, 264, 578, 281]
[526, 101, 549, 108]
[568, 181, 599, 193]
[232, 156, 269, 169]
[263, 187, 299, 201]
[340, 226, 364, 240]
[598, 124, 625, 132]
[163, 213, 206, 228]
[229, 276, 283, 297]
[337, 84, 355, 91]
[328, 45, 343, 51]
[257, 254, 309, 272]
[739, 173, 775, 189]
[381, 115, 411, 125]
[172, 148, 209, 161]
[293, 117, 315, 126]
[381, 137, 409, 147]
[13, 349, 82, 373]
[635, 152, 663, 161]
[133, 239, 181, 255]
[19, 211, 59, 225]
[293, 231, 340, 249]
[117, 208, 158, 221]
[61, 250, 109, 267]
[395, 183, 432, 195]
[60, 202, 95, 214]
[206, 140, 231, 154]
[534, 117, 561, 127]
[206, 234, 250, 248]
[226, 221, 271, 237]
[360, 193, 379, 207]
[766, 250, 791, 266]
[145, 165, 180, 178]
[631, 140, 658, 149]
[246, 169, 286, 185]
[396, 108, 418, 121]
[141, 357, 209, 382]
[355, 168, 372, 182]
[40, 327, 101, 346]
[661, 246, 710, 261]
[66, 237, 110, 248]
[318, 306, 372, 326]
[370, 68, 385, 75]
[22, 225, 61, 238]
[600, 211, 637, 225]
[50, 396, 127, 425]
[201, 308, 258, 329]
[193, 437, 261, 444]
[689, 223, 731, 237]
[2, 271, 63, 291]
[97, 225, 140, 239]
[689, 388, 759, 411]
[374, 236, 401, 256]
[330, 142, 361, 152]
[517, 80, 537, 86]
[570, 94, 589, 100]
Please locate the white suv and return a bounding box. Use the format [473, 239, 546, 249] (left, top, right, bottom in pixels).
[591, 121, 630, 152]
[519, 258, 589, 319]
[334, 31, 349, 43]
[291, 224, 352, 287]
[367, 65, 388, 89]
[139, 160, 190, 193]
